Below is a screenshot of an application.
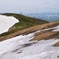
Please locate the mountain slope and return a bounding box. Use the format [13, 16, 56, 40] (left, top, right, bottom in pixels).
[0, 16, 59, 59]
[0, 20, 59, 41]
[0, 21, 59, 59]
[0, 13, 48, 36]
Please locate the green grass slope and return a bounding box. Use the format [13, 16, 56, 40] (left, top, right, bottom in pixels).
[0, 13, 49, 36]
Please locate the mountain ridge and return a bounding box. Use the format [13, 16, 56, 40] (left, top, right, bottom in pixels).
[0, 13, 48, 36]
[0, 13, 59, 59]
[0, 20, 59, 41]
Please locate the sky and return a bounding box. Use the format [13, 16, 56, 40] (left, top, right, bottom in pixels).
[0, 0, 59, 13]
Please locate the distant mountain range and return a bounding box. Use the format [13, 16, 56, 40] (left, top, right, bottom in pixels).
[22, 12, 59, 22]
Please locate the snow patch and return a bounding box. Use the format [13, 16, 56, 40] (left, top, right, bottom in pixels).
[0, 15, 19, 34]
[0, 32, 59, 59]
[52, 25, 59, 32]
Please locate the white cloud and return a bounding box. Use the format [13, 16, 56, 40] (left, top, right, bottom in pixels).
[0, 0, 59, 13]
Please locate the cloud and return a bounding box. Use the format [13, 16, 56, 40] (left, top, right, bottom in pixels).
[0, 0, 59, 13]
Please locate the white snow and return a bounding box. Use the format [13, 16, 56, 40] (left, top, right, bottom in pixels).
[0, 32, 59, 59]
[52, 25, 59, 32]
[36, 25, 59, 32]
[0, 17, 59, 59]
[0, 15, 19, 34]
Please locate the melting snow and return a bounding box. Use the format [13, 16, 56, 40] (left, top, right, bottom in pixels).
[0, 16, 59, 59]
[0, 32, 59, 59]
[0, 15, 19, 34]
[52, 25, 59, 32]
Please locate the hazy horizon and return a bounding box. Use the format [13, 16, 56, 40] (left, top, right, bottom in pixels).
[0, 0, 59, 13]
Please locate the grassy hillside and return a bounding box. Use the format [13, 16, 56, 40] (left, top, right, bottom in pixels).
[0, 13, 48, 36]
[0, 20, 59, 41]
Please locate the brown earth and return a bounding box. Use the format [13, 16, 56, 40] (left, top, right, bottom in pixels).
[0, 21, 59, 41]
[31, 31, 59, 41]
[54, 41, 59, 46]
